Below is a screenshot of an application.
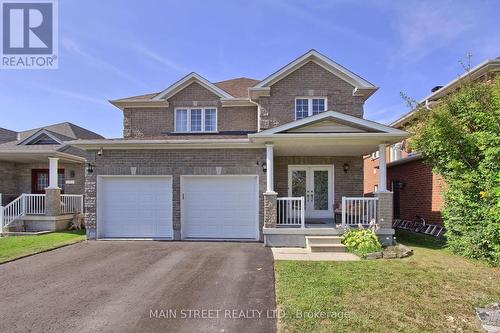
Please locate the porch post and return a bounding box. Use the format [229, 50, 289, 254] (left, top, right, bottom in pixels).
[378, 144, 387, 192]
[266, 143, 275, 193]
[45, 157, 61, 217]
[48, 157, 60, 189]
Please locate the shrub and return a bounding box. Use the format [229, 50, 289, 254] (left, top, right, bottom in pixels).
[411, 77, 500, 266]
[342, 227, 382, 257]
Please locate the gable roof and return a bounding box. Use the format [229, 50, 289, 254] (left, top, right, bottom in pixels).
[250, 111, 407, 137]
[214, 77, 260, 98]
[18, 122, 104, 141]
[251, 49, 378, 99]
[153, 72, 233, 100]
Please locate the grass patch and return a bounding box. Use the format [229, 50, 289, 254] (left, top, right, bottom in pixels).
[275, 229, 500, 332]
[0, 230, 86, 264]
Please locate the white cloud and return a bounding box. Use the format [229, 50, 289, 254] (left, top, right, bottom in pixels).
[61, 37, 145, 86]
[389, 0, 476, 64]
[132, 45, 189, 74]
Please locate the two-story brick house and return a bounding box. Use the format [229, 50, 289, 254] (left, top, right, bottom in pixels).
[72, 50, 408, 247]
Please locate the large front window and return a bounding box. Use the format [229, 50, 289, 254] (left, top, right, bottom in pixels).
[295, 97, 327, 120]
[175, 107, 217, 132]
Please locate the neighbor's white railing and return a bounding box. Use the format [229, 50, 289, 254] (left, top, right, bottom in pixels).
[341, 197, 378, 227]
[277, 197, 305, 228]
[24, 194, 46, 215]
[1, 194, 28, 228]
[60, 194, 84, 214]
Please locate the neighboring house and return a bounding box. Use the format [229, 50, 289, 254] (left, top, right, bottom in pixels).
[72, 50, 408, 247]
[0, 122, 103, 231]
[364, 58, 500, 226]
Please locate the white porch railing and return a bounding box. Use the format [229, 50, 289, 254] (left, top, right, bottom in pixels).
[1, 195, 25, 228]
[277, 197, 305, 228]
[60, 195, 84, 214]
[341, 197, 378, 227]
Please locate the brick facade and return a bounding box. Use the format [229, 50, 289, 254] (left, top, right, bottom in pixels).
[364, 155, 445, 225]
[123, 82, 258, 138]
[258, 62, 364, 130]
[84, 148, 267, 240]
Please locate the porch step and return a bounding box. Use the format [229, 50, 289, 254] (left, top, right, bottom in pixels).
[309, 244, 347, 253]
[306, 235, 343, 246]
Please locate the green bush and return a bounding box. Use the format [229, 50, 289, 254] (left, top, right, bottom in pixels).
[342, 228, 382, 257]
[411, 77, 500, 266]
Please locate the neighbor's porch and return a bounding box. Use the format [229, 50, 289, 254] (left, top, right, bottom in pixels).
[0, 155, 85, 233]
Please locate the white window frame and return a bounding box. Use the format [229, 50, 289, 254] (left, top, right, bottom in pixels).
[175, 107, 218, 133]
[294, 97, 328, 120]
[371, 151, 380, 160]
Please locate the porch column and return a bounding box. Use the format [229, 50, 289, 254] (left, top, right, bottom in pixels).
[266, 144, 275, 194]
[48, 157, 60, 189]
[378, 144, 387, 192]
[45, 157, 61, 216]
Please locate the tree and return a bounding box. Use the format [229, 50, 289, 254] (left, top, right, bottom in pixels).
[410, 77, 500, 266]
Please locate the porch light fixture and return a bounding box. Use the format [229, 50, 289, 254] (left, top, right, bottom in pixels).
[86, 163, 94, 173]
[262, 162, 267, 173]
[343, 163, 349, 173]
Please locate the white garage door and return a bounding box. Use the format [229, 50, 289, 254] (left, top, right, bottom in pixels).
[182, 176, 259, 239]
[98, 176, 173, 239]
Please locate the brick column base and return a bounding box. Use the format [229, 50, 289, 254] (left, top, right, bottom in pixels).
[45, 188, 61, 216]
[263, 192, 277, 228]
[375, 191, 393, 229]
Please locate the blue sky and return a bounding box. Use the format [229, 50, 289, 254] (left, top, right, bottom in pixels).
[1, 0, 499, 138]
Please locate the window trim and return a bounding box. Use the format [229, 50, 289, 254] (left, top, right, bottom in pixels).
[174, 107, 218, 133]
[294, 97, 328, 120]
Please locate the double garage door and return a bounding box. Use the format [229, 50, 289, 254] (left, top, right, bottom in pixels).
[98, 176, 258, 240]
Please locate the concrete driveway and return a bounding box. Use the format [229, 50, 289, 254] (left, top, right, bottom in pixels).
[0, 241, 276, 333]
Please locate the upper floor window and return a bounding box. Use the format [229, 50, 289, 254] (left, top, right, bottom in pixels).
[371, 151, 380, 160]
[175, 107, 217, 133]
[295, 97, 327, 120]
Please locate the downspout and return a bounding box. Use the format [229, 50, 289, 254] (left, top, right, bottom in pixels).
[248, 94, 262, 132]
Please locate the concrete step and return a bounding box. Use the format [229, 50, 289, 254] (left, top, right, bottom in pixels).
[305, 235, 343, 246]
[309, 244, 347, 253]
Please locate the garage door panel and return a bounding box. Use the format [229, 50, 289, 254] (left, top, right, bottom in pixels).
[183, 176, 258, 239]
[99, 177, 172, 238]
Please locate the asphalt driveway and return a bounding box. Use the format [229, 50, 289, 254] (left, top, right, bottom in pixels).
[0, 241, 276, 333]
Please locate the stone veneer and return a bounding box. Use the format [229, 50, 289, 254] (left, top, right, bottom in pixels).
[84, 148, 266, 240]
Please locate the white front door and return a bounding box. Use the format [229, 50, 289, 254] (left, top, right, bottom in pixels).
[288, 166, 333, 219]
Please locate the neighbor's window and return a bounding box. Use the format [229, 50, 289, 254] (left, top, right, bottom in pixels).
[295, 97, 327, 120]
[175, 108, 217, 132]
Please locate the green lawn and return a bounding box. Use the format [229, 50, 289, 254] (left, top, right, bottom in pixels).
[275, 230, 500, 333]
[0, 230, 86, 264]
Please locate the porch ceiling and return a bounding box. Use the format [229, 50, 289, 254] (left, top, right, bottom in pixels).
[253, 135, 407, 156]
[0, 152, 85, 164]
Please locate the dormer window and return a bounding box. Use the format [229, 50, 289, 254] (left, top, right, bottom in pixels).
[175, 107, 217, 133]
[295, 97, 327, 120]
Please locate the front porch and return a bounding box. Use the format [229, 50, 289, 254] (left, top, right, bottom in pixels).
[258, 136, 397, 247]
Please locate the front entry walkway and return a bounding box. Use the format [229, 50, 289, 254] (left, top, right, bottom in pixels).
[0, 241, 276, 333]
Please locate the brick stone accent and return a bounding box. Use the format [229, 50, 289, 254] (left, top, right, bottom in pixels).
[258, 61, 364, 129]
[84, 148, 266, 240]
[45, 188, 61, 216]
[263, 192, 277, 228]
[274, 156, 364, 207]
[0, 161, 17, 204]
[375, 191, 393, 228]
[123, 82, 258, 138]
